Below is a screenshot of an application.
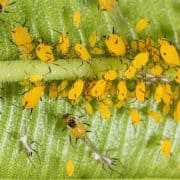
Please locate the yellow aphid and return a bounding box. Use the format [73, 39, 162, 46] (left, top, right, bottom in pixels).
[63, 114, 87, 139]
[175, 68, 180, 83]
[150, 65, 163, 77]
[135, 81, 146, 102]
[98, 0, 115, 11]
[173, 87, 179, 100]
[90, 79, 107, 98]
[104, 70, 118, 81]
[22, 85, 45, 109]
[154, 84, 163, 104]
[131, 108, 141, 125]
[132, 52, 149, 69]
[151, 47, 160, 62]
[162, 104, 170, 115]
[161, 139, 171, 157]
[173, 100, 180, 121]
[117, 80, 127, 101]
[73, 10, 81, 28]
[58, 80, 68, 92]
[12, 25, 34, 58]
[36, 41, 55, 63]
[99, 103, 111, 120]
[29, 74, 43, 83]
[56, 32, 69, 55]
[85, 101, 93, 115]
[74, 43, 91, 61]
[102, 97, 113, 107]
[135, 17, 150, 33]
[113, 100, 124, 109]
[105, 34, 126, 57]
[49, 83, 58, 100]
[68, 80, 84, 101]
[90, 47, 105, 55]
[84, 80, 96, 101]
[162, 84, 173, 105]
[88, 32, 97, 48]
[149, 111, 161, 122]
[158, 38, 170, 46]
[159, 41, 180, 66]
[0, 0, 8, 9]
[124, 66, 137, 79]
[66, 160, 74, 177]
[137, 39, 147, 52]
[130, 40, 138, 51]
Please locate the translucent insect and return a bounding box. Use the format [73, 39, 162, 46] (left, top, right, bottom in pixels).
[124, 65, 137, 79]
[66, 160, 74, 177]
[154, 83, 163, 104]
[173, 100, 180, 122]
[68, 80, 84, 101]
[56, 32, 70, 56]
[63, 114, 124, 175]
[161, 138, 172, 157]
[74, 43, 91, 61]
[150, 65, 163, 77]
[12, 25, 34, 59]
[98, 0, 115, 11]
[135, 17, 150, 33]
[131, 51, 149, 69]
[36, 40, 55, 63]
[130, 108, 141, 125]
[99, 102, 111, 120]
[117, 80, 127, 101]
[90, 79, 107, 98]
[105, 34, 126, 57]
[22, 85, 45, 110]
[158, 39, 180, 66]
[49, 82, 58, 100]
[135, 81, 146, 102]
[175, 68, 180, 83]
[85, 101, 93, 115]
[11, 129, 41, 167]
[73, 10, 81, 28]
[149, 111, 161, 122]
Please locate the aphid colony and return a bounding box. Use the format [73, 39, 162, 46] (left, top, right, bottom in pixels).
[1, 0, 179, 177]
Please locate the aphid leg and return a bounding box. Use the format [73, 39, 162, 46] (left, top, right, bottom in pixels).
[33, 149, 41, 163]
[108, 165, 122, 177]
[155, 149, 161, 162]
[69, 136, 75, 149]
[85, 130, 91, 134]
[83, 122, 91, 126]
[30, 108, 33, 116]
[31, 140, 42, 147]
[112, 158, 125, 168]
[27, 153, 36, 168]
[75, 138, 79, 144]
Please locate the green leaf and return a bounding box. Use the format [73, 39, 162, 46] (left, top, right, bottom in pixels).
[0, 0, 179, 178]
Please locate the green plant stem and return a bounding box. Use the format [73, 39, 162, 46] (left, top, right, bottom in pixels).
[0, 58, 174, 83]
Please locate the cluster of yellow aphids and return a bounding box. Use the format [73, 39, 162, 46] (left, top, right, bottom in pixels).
[8, 0, 178, 123]
[1, 0, 179, 176]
